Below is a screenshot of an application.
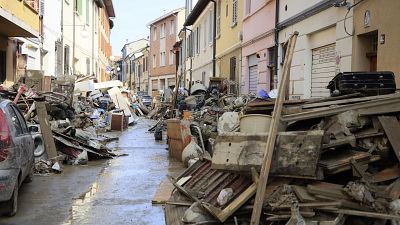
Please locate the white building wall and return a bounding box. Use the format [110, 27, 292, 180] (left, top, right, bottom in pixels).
[278, 0, 353, 99]
[42, 0, 62, 76]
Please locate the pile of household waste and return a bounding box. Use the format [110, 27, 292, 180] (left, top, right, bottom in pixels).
[0, 76, 151, 174]
[164, 90, 400, 225]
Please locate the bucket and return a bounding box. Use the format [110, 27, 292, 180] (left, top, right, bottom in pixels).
[240, 114, 272, 133]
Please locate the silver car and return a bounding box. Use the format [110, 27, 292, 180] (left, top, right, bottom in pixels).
[0, 99, 34, 216]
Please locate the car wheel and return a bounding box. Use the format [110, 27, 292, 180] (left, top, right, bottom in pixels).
[5, 181, 18, 217]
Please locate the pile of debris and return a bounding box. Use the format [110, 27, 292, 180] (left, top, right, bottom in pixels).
[164, 91, 400, 225]
[0, 76, 148, 174]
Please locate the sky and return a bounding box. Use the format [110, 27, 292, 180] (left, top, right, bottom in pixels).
[110, 0, 184, 56]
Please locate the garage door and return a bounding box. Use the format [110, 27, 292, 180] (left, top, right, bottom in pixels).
[311, 44, 336, 98]
[249, 65, 258, 94]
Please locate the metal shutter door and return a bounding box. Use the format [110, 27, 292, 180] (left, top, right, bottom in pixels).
[311, 44, 336, 98]
[249, 65, 258, 94]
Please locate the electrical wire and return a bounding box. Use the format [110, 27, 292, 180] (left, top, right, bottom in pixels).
[343, 0, 368, 36]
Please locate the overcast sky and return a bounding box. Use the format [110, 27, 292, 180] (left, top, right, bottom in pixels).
[110, 0, 184, 56]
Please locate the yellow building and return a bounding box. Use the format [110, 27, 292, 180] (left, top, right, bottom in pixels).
[216, 0, 243, 92]
[352, 0, 400, 86]
[0, 0, 40, 82]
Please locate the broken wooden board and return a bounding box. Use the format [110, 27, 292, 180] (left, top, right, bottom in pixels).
[318, 150, 377, 175]
[378, 116, 400, 163]
[271, 130, 324, 179]
[371, 165, 400, 183]
[211, 130, 323, 179]
[211, 132, 268, 171]
[282, 97, 400, 122]
[35, 101, 58, 159]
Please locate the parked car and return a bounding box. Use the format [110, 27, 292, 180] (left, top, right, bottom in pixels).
[0, 99, 34, 216]
[140, 95, 153, 107]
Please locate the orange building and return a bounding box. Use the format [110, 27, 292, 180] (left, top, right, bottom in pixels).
[97, 0, 115, 82]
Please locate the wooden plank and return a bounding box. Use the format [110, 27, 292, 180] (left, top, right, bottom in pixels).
[35, 101, 58, 160]
[152, 178, 176, 205]
[302, 93, 400, 109]
[250, 32, 299, 225]
[282, 97, 400, 122]
[321, 208, 400, 220]
[371, 165, 400, 183]
[292, 185, 317, 203]
[378, 116, 400, 163]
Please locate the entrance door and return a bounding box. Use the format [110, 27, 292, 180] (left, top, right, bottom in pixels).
[249, 65, 258, 94]
[311, 44, 336, 98]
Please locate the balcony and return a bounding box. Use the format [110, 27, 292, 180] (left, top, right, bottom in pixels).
[0, 0, 40, 37]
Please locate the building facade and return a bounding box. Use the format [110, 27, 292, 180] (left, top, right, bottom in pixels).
[62, 0, 114, 80]
[133, 46, 150, 93]
[183, 1, 214, 89]
[216, 0, 243, 93]
[98, 0, 115, 82]
[148, 8, 185, 96]
[42, 0, 63, 77]
[0, 0, 40, 83]
[241, 0, 276, 94]
[352, 0, 400, 85]
[278, 0, 353, 99]
[121, 39, 149, 87]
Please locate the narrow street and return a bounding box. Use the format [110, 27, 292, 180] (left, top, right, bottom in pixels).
[0, 119, 169, 225]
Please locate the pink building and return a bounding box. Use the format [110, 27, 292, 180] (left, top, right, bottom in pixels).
[241, 0, 276, 94]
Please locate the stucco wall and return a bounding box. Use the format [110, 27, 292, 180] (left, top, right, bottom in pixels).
[0, 0, 40, 33]
[278, 1, 353, 99]
[241, 0, 276, 94]
[352, 0, 400, 86]
[191, 3, 214, 86]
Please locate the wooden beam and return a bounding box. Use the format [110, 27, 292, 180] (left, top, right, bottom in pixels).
[378, 116, 400, 163]
[282, 97, 400, 122]
[250, 32, 299, 225]
[35, 101, 58, 160]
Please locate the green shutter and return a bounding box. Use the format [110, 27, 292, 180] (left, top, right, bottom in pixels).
[76, 0, 82, 15]
[86, 0, 90, 24]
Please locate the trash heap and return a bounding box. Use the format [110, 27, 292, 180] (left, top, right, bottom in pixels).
[0, 76, 150, 174]
[164, 91, 400, 225]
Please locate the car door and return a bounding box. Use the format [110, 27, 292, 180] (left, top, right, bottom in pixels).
[5, 105, 24, 172]
[10, 105, 33, 178]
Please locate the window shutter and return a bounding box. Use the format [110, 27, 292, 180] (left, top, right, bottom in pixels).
[40, 0, 45, 16]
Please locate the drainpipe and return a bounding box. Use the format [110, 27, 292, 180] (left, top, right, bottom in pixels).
[61, 0, 64, 76]
[274, 0, 280, 89]
[211, 0, 217, 77]
[72, 0, 76, 76]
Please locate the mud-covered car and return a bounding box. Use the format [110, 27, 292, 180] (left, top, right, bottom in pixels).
[0, 99, 34, 216]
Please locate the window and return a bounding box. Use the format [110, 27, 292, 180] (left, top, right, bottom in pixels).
[94, 6, 98, 32]
[230, 57, 236, 81]
[203, 20, 207, 49]
[202, 71, 206, 84]
[170, 20, 175, 35]
[64, 45, 70, 75]
[246, 0, 251, 15]
[160, 23, 166, 38]
[86, 0, 90, 25]
[232, 0, 238, 25]
[86, 58, 90, 75]
[196, 26, 200, 54]
[12, 106, 28, 134]
[160, 52, 166, 66]
[226, 4, 228, 17]
[153, 54, 156, 68]
[209, 10, 214, 42]
[153, 27, 157, 41]
[216, 1, 221, 36]
[169, 50, 174, 65]
[7, 106, 23, 136]
[75, 0, 82, 15]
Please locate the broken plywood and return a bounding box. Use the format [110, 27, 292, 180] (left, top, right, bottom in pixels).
[378, 116, 400, 163]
